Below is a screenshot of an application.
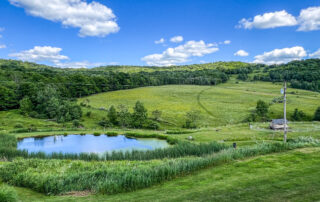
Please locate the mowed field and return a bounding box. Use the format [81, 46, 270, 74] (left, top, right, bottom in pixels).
[79, 81, 320, 128]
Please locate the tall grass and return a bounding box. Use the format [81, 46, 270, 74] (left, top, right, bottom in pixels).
[0, 184, 18, 202]
[0, 137, 318, 195]
[0, 133, 228, 161]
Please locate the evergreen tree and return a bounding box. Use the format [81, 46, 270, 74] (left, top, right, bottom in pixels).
[292, 108, 306, 121]
[19, 97, 33, 115]
[107, 105, 118, 125]
[117, 104, 131, 128]
[132, 101, 148, 128]
[256, 100, 269, 118]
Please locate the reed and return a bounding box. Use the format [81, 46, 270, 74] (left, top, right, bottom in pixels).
[0, 184, 18, 202]
[0, 134, 228, 161]
[0, 137, 318, 195]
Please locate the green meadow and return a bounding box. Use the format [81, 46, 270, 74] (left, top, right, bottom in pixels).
[79, 81, 320, 128]
[1, 80, 320, 201]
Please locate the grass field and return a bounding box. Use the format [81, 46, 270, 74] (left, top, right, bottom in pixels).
[1, 81, 320, 201]
[8, 147, 320, 201]
[79, 81, 320, 128]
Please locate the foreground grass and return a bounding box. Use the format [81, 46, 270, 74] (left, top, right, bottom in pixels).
[10, 147, 320, 202]
[0, 138, 318, 196]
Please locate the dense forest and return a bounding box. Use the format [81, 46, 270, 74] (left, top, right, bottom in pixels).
[254, 59, 320, 92]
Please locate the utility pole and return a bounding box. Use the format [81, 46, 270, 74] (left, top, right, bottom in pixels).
[283, 81, 287, 143]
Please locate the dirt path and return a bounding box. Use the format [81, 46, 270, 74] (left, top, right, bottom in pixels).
[197, 87, 215, 118]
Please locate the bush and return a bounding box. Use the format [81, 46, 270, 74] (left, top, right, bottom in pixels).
[0, 184, 18, 202]
[314, 107, 320, 121]
[86, 111, 91, 117]
[183, 110, 200, 129]
[106, 132, 118, 136]
[143, 120, 160, 130]
[72, 119, 80, 128]
[291, 108, 307, 121]
[13, 124, 23, 129]
[237, 73, 248, 81]
[93, 132, 101, 136]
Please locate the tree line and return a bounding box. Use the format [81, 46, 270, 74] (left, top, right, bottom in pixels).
[254, 59, 320, 92]
[0, 60, 229, 112]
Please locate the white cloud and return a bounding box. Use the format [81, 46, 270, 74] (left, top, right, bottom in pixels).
[9, 46, 69, 63]
[224, 40, 231, 45]
[310, 49, 320, 58]
[0, 45, 6, 49]
[155, 38, 165, 44]
[55, 61, 104, 68]
[170, 36, 184, 43]
[253, 46, 307, 65]
[9, 0, 119, 37]
[298, 6, 320, 31]
[238, 10, 297, 29]
[234, 50, 249, 57]
[108, 62, 119, 65]
[142, 40, 219, 66]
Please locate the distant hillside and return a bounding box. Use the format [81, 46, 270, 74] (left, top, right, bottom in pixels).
[1, 58, 319, 111]
[92, 61, 262, 73]
[253, 59, 320, 92]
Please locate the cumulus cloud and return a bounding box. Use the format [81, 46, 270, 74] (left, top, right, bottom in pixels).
[55, 61, 104, 68]
[9, 0, 119, 37]
[298, 6, 320, 31]
[155, 38, 165, 44]
[224, 40, 231, 45]
[253, 46, 307, 65]
[142, 40, 218, 66]
[9, 46, 69, 63]
[170, 36, 184, 43]
[0, 45, 6, 49]
[238, 10, 297, 29]
[309, 49, 320, 58]
[234, 50, 249, 57]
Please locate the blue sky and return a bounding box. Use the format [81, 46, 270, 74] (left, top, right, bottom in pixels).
[0, 0, 319, 68]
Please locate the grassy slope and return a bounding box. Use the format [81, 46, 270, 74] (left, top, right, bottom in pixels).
[79, 80, 320, 128]
[12, 147, 320, 202]
[92, 61, 251, 73]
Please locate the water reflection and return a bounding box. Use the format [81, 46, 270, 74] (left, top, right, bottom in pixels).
[17, 134, 169, 154]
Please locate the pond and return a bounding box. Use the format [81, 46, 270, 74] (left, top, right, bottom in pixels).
[17, 134, 169, 154]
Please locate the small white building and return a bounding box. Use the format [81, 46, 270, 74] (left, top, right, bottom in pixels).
[270, 119, 288, 130]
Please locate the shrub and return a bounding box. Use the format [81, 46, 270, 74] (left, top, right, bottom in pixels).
[143, 120, 160, 130]
[314, 107, 320, 121]
[72, 120, 80, 128]
[106, 132, 118, 136]
[13, 124, 23, 129]
[291, 108, 307, 121]
[0, 184, 18, 202]
[107, 106, 118, 125]
[183, 110, 200, 129]
[86, 111, 92, 117]
[98, 118, 112, 128]
[93, 132, 101, 136]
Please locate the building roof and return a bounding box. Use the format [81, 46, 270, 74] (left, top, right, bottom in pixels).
[271, 119, 288, 125]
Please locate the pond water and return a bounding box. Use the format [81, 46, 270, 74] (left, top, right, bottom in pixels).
[17, 134, 169, 154]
